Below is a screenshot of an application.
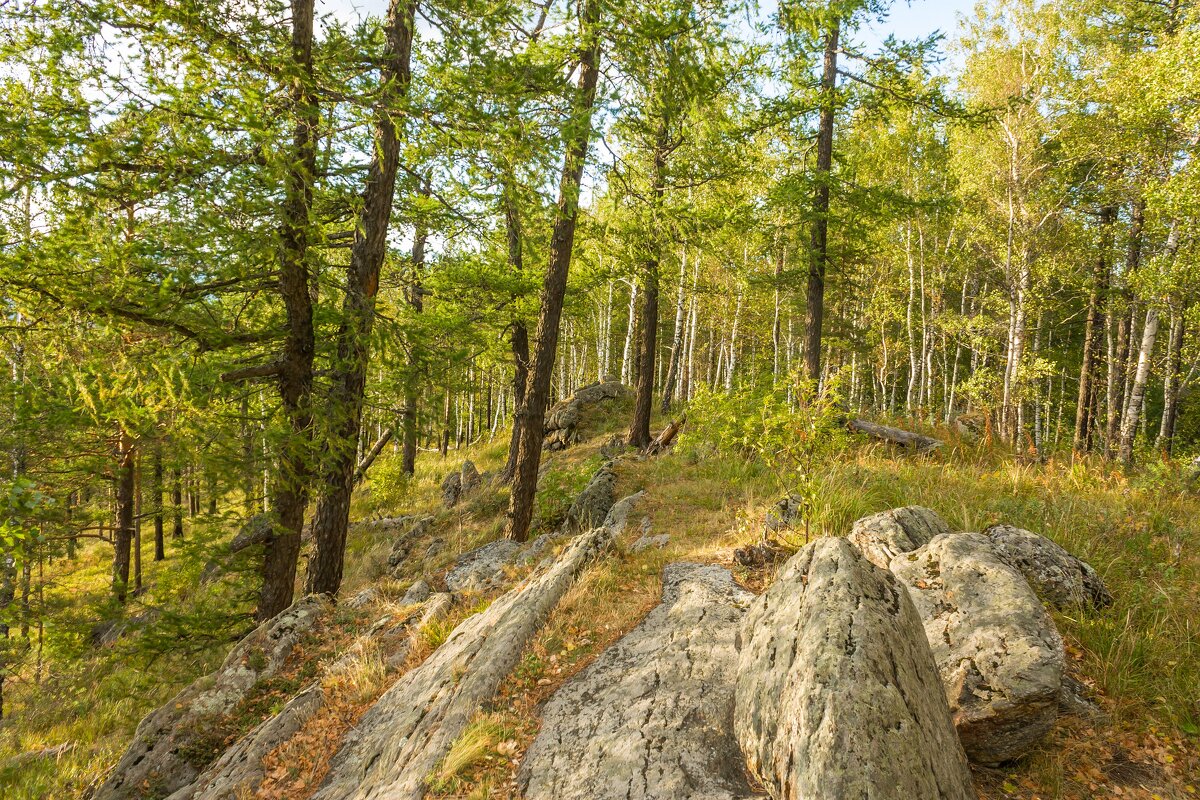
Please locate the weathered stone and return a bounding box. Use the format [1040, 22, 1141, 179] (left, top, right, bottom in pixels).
[400, 578, 431, 606]
[386, 516, 433, 570]
[521, 563, 762, 800]
[847, 505, 952, 568]
[345, 587, 379, 609]
[543, 380, 629, 451]
[96, 595, 332, 800]
[312, 498, 636, 800]
[763, 494, 803, 536]
[889, 533, 1064, 764]
[460, 459, 481, 494]
[630, 533, 669, 553]
[424, 538, 445, 560]
[733, 541, 789, 569]
[445, 540, 524, 593]
[440, 471, 462, 508]
[734, 538, 976, 800]
[983, 524, 1112, 610]
[562, 463, 616, 533]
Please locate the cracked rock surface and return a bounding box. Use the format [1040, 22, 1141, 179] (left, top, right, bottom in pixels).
[311, 495, 640, 800]
[562, 462, 616, 533]
[444, 540, 524, 592]
[847, 505, 952, 568]
[95, 595, 331, 800]
[543, 380, 629, 451]
[889, 532, 1064, 764]
[983, 524, 1112, 610]
[734, 538, 976, 800]
[521, 563, 762, 800]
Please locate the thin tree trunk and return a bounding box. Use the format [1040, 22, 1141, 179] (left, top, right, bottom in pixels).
[505, 1, 602, 542]
[306, 0, 416, 597]
[113, 433, 135, 602]
[1157, 310, 1185, 454]
[152, 444, 165, 561]
[660, 248, 688, 412]
[803, 17, 839, 383]
[1118, 308, 1159, 464]
[1073, 206, 1115, 453]
[402, 174, 430, 476]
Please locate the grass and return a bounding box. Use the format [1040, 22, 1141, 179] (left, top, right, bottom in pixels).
[2, 389, 1197, 799]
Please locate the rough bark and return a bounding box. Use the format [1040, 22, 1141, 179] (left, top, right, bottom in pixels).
[521, 563, 762, 800]
[312, 493, 637, 800]
[735, 538, 976, 800]
[256, 0, 319, 621]
[629, 122, 669, 449]
[803, 18, 839, 383]
[501, 174, 530, 482]
[152, 444, 165, 561]
[503, 3, 602, 542]
[847, 418, 943, 453]
[113, 432, 135, 602]
[306, 0, 417, 594]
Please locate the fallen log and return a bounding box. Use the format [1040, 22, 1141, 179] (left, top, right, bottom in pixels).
[646, 416, 685, 455]
[848, 418, 943, 453]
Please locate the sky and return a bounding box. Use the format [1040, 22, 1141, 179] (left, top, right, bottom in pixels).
[323, 0, 980, 72]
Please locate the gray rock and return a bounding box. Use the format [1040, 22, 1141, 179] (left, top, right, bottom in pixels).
[983, 524, 1112, 610]
[400, 578, 431, 606]
[386, 516, 434, 570]
[521, 564, 762, 800]
[763, 493, 803, 536]
[444, 540, 524, 592]
[847, 505, 952, 568]
[345, 587, 380, 609]
[95, 595, 332, 800]
[543, 380, 629, 451]
[562, 463, 616, 533]
[313, 500, 635, 800]
[424, 538, 445, 560]
[735, 538, 976, 800]
[889, 533, 1064, 765]
[630, 533, 670, 553]
[460, 459, 481, 493]
[440, 471, 462, 508]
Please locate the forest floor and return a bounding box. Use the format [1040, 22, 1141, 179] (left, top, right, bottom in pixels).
[2, 397, 1198, 799]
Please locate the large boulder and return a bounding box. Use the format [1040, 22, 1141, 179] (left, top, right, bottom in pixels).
[562, 462, 616, 533]
[520, 563, 762, 800]
[544, 380, 629, 451]
[847, 505, 952, 568]
[889, 533, 1064, 764]
[734, 538, 976, 800]
[96, 595, 332, 800]
[983, 524, 1112, 610]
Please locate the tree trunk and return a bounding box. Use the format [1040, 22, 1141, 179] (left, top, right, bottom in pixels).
[257, 0, 320, 621]
[171, 466, 184, 539]
[504, 0, 602, 542]
[630, 121, 670, 448]
[113, 433, 135, 602]
[305, 0, 416, 598]
[1118, 308, 1159, 464]
[501, 173, 530, 482]
[660, 248, 688, 412]
[1106, 200, 1143, 453]
[1073, 206, 1115, 454]
[402, 175, 431, 476]
[152, 444, 165, 561]
[803, 18, 839, 383]
[1157, 310, 1185, 454]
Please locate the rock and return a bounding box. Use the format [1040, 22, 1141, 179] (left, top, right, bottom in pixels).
[630, 533, 669, 553]
[95, 595, 332, 800]
[89, 609, 161, 648]
[983, 524, 1112, 610]
[599, 434, 627, 458]
[520, 564, 761, 800]
[889, 533, 1064, 764]
[516, 533, 557, 566]
[440, 471, 462, 508]
[400, 578, 431, 606]
[386, 516, 433, 570]
[444, 540, 525, 592]
[733, 542, 789, 569]
[424, 538, 445, 560]
[562, 463, 616, 533]
[543, 380, 629, 451]
[1058, 674, 1108, 723]
[312, 499, 636, 800]
[734, 538, 976, 800]
[847, 506, 952, 569]
[345, 587, 379, 609]
[763, 494, 803, 536]
[460, 459, 481, 493]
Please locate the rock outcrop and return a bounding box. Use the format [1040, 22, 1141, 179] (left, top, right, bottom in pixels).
[444, 540, 524, 592]
[562, 462, 616, 533]
[983, 524, 1112, 610]
[544, 379, 628, 451]
[847, 505, 952, 569]
[521, 563, 761, 800]
[734, 538, 977, 800]
[95, 595, 332, 800]
[311, 493, 642, 800]
[386, 516, 434, 570]
[440, 460, 482, 508]
[889, 533, 1064, 764]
